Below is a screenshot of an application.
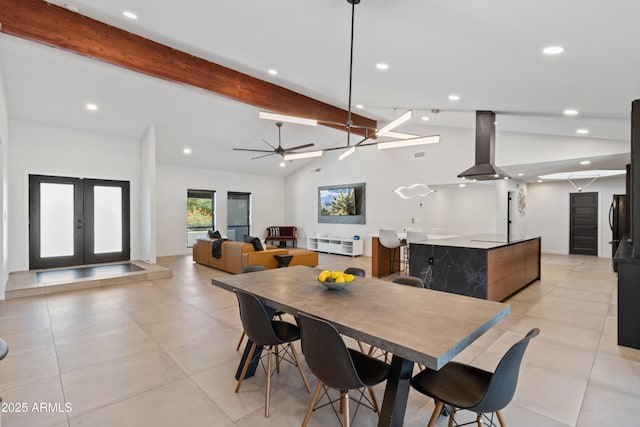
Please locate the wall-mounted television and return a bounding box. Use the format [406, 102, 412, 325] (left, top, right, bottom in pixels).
[318, 183, 366, 224]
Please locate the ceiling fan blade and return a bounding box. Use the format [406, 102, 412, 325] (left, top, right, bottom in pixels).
[262, 139, 277, 150]
[233, 148, 275, 153]
[284, 143, 315, 152]
[251, 152, 277, 160]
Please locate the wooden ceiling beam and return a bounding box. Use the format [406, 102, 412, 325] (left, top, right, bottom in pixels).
[0, 0, 377, 136]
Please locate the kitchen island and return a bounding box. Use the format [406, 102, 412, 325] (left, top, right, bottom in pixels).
[409, 234, 541, 301]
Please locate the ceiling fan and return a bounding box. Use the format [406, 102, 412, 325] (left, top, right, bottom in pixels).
[258, 0, 440, 160]
[233, 121, 314, 160]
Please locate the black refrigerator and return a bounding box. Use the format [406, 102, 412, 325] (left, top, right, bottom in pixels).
[610, 194, 630, 271]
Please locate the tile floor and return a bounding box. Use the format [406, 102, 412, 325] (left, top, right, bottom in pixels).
[0, 253, 638, 426]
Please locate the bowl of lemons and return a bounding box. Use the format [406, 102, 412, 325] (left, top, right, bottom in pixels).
[316, 270, 356, 290]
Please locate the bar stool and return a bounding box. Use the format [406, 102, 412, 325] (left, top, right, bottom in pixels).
[379, 229, 404, 274]
[0, 338, 8, 402]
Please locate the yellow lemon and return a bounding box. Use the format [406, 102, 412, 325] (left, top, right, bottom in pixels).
[345, 274, 355, 282]
[331, 271, 341, 279]
[335, 276, 345, 283]
[318, 271, 330, 282]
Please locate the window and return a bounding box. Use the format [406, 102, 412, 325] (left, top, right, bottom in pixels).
[187, 189, 215, 247]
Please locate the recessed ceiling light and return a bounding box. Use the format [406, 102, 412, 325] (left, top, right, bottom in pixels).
[268, 69, 278, 75]
[564, 109, 579, 116]
[543, 46, 564, 55]
[421, 116, 430, 121]
[458, 184, 466, 188]
[279, 162, 286, 167]
[376, 63, 389, 71]
[356, 104, 364, 109]
[537, 180, 543, 183]
[504, 177, 509, 180]
[123, 11, 138, 20]
[580, 160, 591, 165]
[448, 94, 460, 101]
[86, 103, 98, 111]
[183, 148, 192, 154]
[576, 128, 589, 134]
[517, 173, 524, 176]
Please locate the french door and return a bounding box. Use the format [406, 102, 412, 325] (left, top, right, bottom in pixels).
[29, 175, 130, 269]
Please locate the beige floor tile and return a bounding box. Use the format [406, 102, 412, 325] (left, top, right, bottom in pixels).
[160, 327, 240, 375]
[50, 309, 138, 341]
[0, 327, 54, 354]
[61, 348, 186, 418]
[55, 326, 158, 374]
[0, 311, 51, 336]
[597, 316, 640, 363]
[588, 353, 640, 397]
[126, 300, 203, 325]
[511, 315, 602, 351]
[0, 346, 59, 391]
[514, 364, 587, 426]
[501, 402, 573, 427]
[548, 286, 613, 304]
[526, 303, 606, 331]
[68, 378, 233, 427]
[533, 295, 610, 316]
[577, 383, 640, 427]
[0, 297, 49, 319]
[140, 310, 227, 344]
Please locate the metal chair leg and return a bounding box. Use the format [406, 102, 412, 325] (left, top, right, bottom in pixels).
[302, 381, 323, 427]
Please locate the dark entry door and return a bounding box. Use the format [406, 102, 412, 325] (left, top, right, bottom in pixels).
[570, 192, 598, 255]
[29, 175, 130, 269]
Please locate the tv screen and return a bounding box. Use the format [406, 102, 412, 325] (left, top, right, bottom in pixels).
[318, 183, 366, 224]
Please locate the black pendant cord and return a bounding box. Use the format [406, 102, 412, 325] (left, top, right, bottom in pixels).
[346, 0, 356, 147]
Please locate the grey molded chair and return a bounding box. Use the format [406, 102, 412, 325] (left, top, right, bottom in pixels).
[236, 264, 268, 351]
[392, 275, 425, 288]
[410, 328, 540, 427]
[234, 290, 310, 417]
[378, 229, 404, 273]
[0, 338, 7, 403]
[298, 313, 390, 427]
[344, 267, 365, 277]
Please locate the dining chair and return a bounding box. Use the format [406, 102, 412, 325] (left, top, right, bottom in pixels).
[410, 328, 540, 427]
[298, 313, 390, 427]
[343, 267, 365, 277]
[378, 229, 404, 274]
[392, 275, 425, 288]
[236, 265, 270, 351]
[234, 290, 311, 417]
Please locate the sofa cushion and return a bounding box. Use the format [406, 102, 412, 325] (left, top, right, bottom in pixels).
[244, 235, 264, 251]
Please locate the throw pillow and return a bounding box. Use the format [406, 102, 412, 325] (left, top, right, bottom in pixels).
[208, 230, 222, 239]
[244, 235, 264, 251]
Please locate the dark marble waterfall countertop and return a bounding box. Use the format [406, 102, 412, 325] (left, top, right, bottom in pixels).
[614, 238, 640, 265]
[412, 234, 540, 250]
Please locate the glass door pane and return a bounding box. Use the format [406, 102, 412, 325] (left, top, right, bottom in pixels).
[227, 192, 251, 242]
[187, 189, 215, 247]
[94, 186, 123, 253]
[40, 183, 75, 258]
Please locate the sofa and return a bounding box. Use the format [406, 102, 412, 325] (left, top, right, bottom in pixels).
[192, 238, 318, 274]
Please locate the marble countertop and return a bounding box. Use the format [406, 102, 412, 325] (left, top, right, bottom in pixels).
[412, 234, 540, 250]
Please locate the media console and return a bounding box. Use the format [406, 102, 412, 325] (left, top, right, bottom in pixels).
[307, 236, 363, 257]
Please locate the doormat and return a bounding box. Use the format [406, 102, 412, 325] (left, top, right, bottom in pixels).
[36, 263, 145, 283]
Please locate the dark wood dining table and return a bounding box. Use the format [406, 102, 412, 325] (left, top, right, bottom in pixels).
[212, 265, 510, 427]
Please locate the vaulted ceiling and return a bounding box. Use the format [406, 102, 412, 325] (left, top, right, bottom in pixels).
[1, 0, 638, 178]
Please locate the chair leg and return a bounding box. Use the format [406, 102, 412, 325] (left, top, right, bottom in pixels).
[341, 391, 350, 427]
[274, 344, 280, 374]
[302, 381, 323, 427]
[289, 342, 311, 392]
[265, 347, 272, 417]
[427, 400, 444, 427]
[235, 342, 257, 393]
[448, 407, 457, 427]
[235, 331, 245, 351]
[476, 413, 483, 426]
[496, 411, 507, 426]
[357, 340, 365, 353]
[367, 386, 380, 415]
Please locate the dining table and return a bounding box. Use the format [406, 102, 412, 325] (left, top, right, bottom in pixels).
[212, 265, 510, 427]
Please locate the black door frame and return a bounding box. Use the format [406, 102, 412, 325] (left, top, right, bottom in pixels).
[569, 191, 599, 256]
[29, 175, 130, 269]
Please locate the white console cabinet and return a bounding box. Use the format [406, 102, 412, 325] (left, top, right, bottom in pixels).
[307, 236, 364, 257]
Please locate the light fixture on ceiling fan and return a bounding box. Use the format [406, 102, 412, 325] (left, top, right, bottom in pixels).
[232, 121, 321, 160]
[258, 0, 440, 160]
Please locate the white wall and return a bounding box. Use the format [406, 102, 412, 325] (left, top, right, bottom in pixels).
[0, 64, 10, 296]
[527, 176, 625, 257]
[156, 165, 285, 256]
[140, 124, 157, 263]
[8, 120, 142, 272]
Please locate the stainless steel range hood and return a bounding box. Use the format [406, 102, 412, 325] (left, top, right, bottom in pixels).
[457, 111, 509, 180]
